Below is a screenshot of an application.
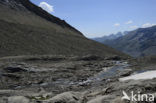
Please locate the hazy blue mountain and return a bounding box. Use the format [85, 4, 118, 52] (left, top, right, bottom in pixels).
[92, 32, 124, 43]
[103, 26, 156, 57]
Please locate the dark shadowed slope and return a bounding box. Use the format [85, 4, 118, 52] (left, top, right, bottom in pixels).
[103, 26, 156, 57]
[0, 0, 127, 58]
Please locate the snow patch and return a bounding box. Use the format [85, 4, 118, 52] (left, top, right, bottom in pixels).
[119, 70, 156, 81]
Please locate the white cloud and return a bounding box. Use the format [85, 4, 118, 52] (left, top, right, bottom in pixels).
[114, 23, 120, 27]
[125, 20, 133, 24]
[130, 25, 138, 29]
[39, 2, 54, 13]
[142, 23, 156, 28]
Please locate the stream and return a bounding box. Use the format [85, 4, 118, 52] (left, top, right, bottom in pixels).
[78, 61, 130, 85]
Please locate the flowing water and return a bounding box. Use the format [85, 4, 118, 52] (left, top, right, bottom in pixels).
[78, 61, 130, 85]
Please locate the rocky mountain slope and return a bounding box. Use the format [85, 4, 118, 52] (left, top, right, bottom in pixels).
[0, 0, 127, 58]
[102, 26, 156, 57]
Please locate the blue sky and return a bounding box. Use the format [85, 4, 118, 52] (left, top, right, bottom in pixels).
[31, 0, 156, 38]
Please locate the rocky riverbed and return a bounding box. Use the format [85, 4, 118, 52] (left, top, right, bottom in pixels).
[0, 55, 156, 103]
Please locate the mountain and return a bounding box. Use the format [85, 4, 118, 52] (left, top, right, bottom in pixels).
[92, 32, 124, 43]
[0, 0, 126, 58]
[103, 26, 156, 57]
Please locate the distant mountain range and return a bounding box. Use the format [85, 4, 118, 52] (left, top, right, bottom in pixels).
[92, 26, 156, 57]
[0, 0, 127, 58]
[92, 32, 128, 43]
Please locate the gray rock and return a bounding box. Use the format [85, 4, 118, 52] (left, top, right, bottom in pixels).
[87, 95, 115, 103]
[7, 96, 30, 103]
[46, 92, 82, 103]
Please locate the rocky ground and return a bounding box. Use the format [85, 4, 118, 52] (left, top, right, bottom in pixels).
[0, 55, 156, 103]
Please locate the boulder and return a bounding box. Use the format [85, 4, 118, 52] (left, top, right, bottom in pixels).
[87, 95, 114, 103]
[8, 96, 30, 103]
[46, 92, 81, 103]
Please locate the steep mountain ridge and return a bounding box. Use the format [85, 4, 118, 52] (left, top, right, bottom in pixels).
[0, 0, 82, 35]
[0, 0, 127, 57]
